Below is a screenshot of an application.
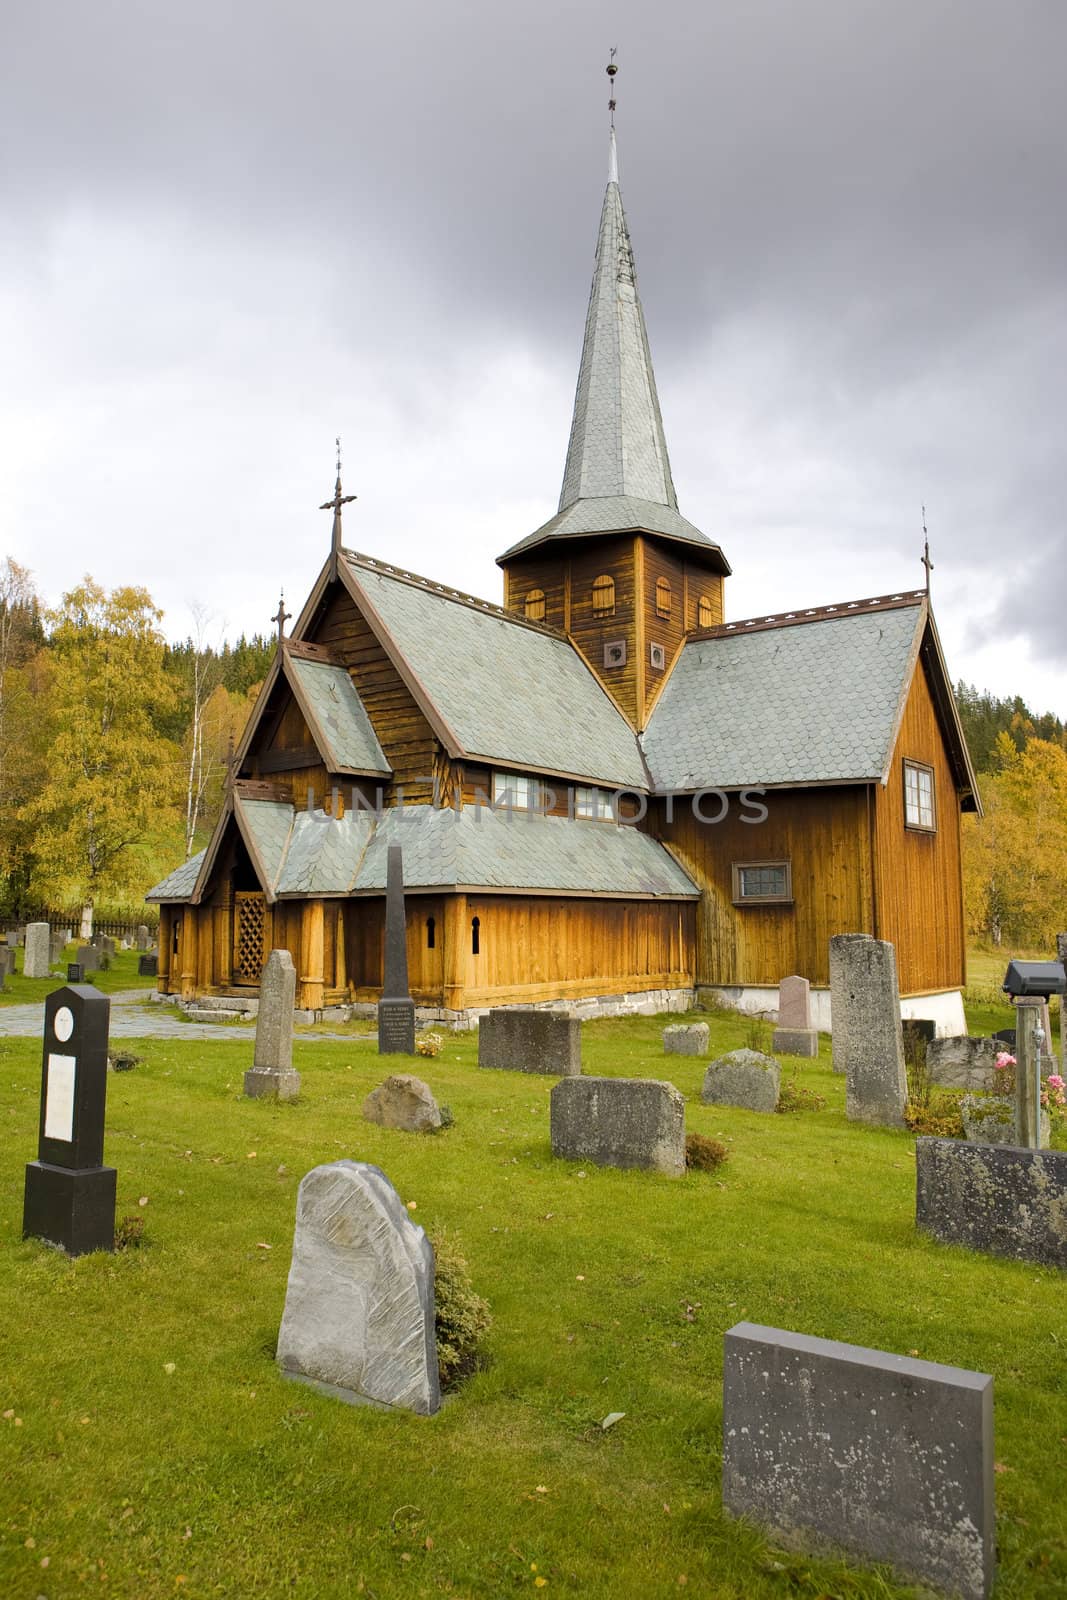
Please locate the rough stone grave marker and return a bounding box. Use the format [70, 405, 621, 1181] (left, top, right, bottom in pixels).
[23, 986, 117, 1256]
[479, 1008, 582, 1075]
[277, 1159, 440, 1414]
[23, 921, 51, 979]
[76, 944, 102, 973]
[663, 1022, 709, 1056]
[701, 1048, 780, 1113]
[772, 975, 818, 1057]
[829, 934, 907, 1127]
[722, 1321, 994, 1600]
[926, 1035, 997, 1092]
[244, 949, 300, 1100]
[136, 924, 150, 951]
[378, 844, 415, 1056]
[363, 1073, 442, 1133]
[916, 1137, 1067, 1269]
[550, 1076, 685, 1175]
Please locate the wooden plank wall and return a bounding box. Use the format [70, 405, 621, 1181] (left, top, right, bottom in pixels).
[873, 660, 966, 995]
[313, 586, 436, 800]
[661, 787, 874, 988]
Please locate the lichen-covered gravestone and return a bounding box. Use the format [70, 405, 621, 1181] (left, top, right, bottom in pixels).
[244, 949, 300, 1101]
[478, 1009, 581, 1075]
[663, 1022, 709, 1057]
[771, 975, 818, 1058]
[23, 921, 51, 979]
[363, 1073, 442, 1133]
[701, 1049, 780, 1113]
[916, 1138, 1067, 1269]
[829, 934, 907, 1128]
[277, 1160, 440, 1414]
[927, 1036, 997, 1092]
[550, 1076, 685, 1175]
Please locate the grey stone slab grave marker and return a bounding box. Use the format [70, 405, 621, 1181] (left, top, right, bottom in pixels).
[136, 924, 150, 951]
[1059, 933, 1067, 1073]
[378, 844, 415, 1056]
[722, 1321, 994, 1600]
[23, 986, 116, 1256]
[829, 934, 907, 1127]
[701, 1049, 780, 1113]
[916, 1137, 1067, 1269]
[772, 974, 818, 1057]
[550, 1076, 685, 1175]
[76, 944, 102, 973]
[479, 1008, 582, 1075]
[244, 949, 300, 1100]
[926, 1035, 997, 1092]
[0, 946, 11, 990]
[23, 921, 51, 979]
[663, 1022, 709, 1056]
[277, 1159, 440, 1414]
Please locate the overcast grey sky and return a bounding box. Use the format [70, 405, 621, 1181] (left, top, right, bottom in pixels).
[2, 1, 1065, 712]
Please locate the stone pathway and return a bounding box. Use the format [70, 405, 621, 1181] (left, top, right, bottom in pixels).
[0, 989, 373, 1043]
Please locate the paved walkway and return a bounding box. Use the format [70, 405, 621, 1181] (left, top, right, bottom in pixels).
[0, 989, 373, 1042]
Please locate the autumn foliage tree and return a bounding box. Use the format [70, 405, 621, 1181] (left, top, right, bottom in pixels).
[963, 734, 1067, 947]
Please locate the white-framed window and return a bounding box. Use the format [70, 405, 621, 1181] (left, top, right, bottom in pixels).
[903, 760, 936, 831]
[732, 860, 792, 905]
[575, 785, 616, 821]
[492, 771, 541, 811]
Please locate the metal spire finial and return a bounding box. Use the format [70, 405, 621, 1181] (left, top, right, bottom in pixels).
[606, 49, 619, 183]
[921, 505, 934, 596]
[273, 591, 291, 643]
[320, 438, 357, 560]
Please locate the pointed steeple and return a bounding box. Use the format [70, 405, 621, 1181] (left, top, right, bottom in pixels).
[498, 125, 727, 570]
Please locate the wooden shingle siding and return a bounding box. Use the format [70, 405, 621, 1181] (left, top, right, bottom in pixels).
[313, 586, 436, 800]
[873, 659, 966, 994]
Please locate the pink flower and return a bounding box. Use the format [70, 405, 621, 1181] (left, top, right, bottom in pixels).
[995, 1052, 1016, 1069]
[1047, 1074, 1064, 1090]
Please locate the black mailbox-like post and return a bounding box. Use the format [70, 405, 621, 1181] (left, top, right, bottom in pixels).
[23, 985, 116, 1255]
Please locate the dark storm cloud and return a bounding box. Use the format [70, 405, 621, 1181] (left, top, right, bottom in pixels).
[2, 1, 1066, 695]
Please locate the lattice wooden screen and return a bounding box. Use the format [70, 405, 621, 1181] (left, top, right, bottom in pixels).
[234, 894, 266, 983]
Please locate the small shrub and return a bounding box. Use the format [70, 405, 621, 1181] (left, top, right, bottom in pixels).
[431, 1229, 491, 1390]
[432, 1103, 455, 1133]
[685, 1133, 729, 1171]
[742, 1016, 771, 1052]
[904, 1092, 964, 1139]
[114, 1215, 146, 1250]
[776, 1080, 826, 1114]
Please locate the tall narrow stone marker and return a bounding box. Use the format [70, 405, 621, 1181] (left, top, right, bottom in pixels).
[829, 934, 907, 1127]
[277, 1160, 440, 1414]
[378, 844, 415, 1056]
[244, 949, 300, 1100]
[23, 920, 51, 979]
[1058, 934, 1067, 1074]
[722, 1322, 995, 1600]
[23, 986, 116, 1256]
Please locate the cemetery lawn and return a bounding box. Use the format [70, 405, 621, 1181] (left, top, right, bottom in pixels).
[0, 948, 158, 1007]
[1, 1012, 1065, 1600]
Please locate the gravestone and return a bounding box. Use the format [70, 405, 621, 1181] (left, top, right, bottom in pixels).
[663, 1022, 709, 1056]
[51, 933, 66, 963]
[960, 1095, 1018, 1146]
[135, 924, 150, 951]
[138, 954, 158, 977]
[722, 1321, 994, 1600]
[277, 1159, 440, 1414]
[992, 1027, 1016, 1051]
[0, 946, 12, 987]
[1059, 933, 1067, 1072]
[363, 1073, 442, 1133]
[927, 1036, 997, 1092]
[916, 1138, 1067, 1269]
[701, 1049, 780, 1113]
[479, 1008, 582, 1075]
[378, 844, 415, 1056]
[772, 974, 818, 1058]
[23, 986, 117, 1256]
[829, 934, 907, 1127]
[23, 921, 51, 979]
[76, 944, 102, 973]
[550, 1076, 685, 1175]
[66, 963, 84, 983]
[244, 949, 300, 1100]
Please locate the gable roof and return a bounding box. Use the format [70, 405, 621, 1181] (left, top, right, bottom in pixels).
[286, 651, 389, 776]
[642, 598, 927, 792]
[342, 553, 649, 790]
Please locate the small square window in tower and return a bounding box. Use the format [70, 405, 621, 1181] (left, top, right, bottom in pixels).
[603, 639, 627, 669]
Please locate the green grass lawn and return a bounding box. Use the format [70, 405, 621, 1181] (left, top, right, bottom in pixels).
[1, 1009, 1065, 1599]
[0, 947, 158, 1006]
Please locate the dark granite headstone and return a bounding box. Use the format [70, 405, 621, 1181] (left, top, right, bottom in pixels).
[916, 1137, 1067, 1269]
[722, 1322, 994, 1600]
[992, 1027, 1016, 1051]
[478, 1009, 582, 1075]
[378, 844, 415, 1056]
[23, 986, 116, 1256]
[137, 954, 158, 977]
[67, 963, 84, 983]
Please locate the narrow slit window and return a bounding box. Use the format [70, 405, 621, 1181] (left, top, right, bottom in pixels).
[524, 588, 546, 622]
[592, 574, 616, 616]
[426, 915, 436, 949]
[732, 861, 792, 905]
[655, 577, 672, 618]
[172, 918, 182, 956]
[903, 760, 936, 831]
[471, 915, 480, 956]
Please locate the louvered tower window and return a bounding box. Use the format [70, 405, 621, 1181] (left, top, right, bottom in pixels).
[698, 595, 715, 628]
[655, 577, 672, 618]
[524, 589, 546, 622]
[592, 574, 616, 616]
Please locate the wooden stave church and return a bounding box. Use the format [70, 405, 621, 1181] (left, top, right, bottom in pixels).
[148, 126, 981, 1031]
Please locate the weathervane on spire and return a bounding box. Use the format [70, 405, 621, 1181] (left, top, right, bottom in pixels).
[921, 505, 934, 596]
[606, 48, 619, 182]
[320, 435, 357, 566]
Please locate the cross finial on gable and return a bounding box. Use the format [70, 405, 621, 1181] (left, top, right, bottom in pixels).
[273, 591, 291, 642]
[921, 505, 934, 596]
[320, 436, 357, 564]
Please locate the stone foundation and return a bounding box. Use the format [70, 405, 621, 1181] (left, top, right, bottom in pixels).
[170, 987, 697, 1031]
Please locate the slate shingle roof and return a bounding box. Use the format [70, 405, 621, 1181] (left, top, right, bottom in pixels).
[349, 559, 649, 790]
[287, 655, 389, 776]
[146, 849, 207, 902]
[640, 604, 924, 791]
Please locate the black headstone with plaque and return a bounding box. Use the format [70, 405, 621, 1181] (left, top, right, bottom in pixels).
[138, 953, 158, 977]
[378, 844, 416, 1056]
[23, 985, 116, 1256]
